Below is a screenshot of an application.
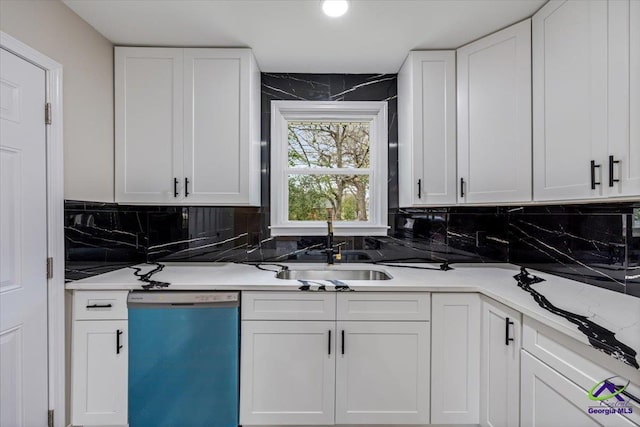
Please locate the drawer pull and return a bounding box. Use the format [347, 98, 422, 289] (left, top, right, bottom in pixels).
[86, 303, 112, 309]
[590, 160, 601, 189]
[116, 329, 123, 354]
[609, 155, 620, 187]
[505, 317, 514, 346]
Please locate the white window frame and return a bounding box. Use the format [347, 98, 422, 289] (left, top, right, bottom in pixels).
[270, 100, 388, 236]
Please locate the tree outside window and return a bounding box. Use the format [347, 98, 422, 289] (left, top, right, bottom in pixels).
[287, 121, 370, 222]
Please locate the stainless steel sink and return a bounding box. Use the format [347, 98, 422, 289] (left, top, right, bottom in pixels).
[276, 269, 392, 281]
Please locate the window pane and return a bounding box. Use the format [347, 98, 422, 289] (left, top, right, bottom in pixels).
[288, 174, 370, 221]
[288, 122, 370, 169]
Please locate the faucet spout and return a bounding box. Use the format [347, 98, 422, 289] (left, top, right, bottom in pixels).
[325, 210, 338, 264]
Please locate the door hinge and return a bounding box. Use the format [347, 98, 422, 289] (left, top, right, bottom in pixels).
[45, 102, 52, 125]
[47, 257, 53, 279]
[48, 409, 54, 427]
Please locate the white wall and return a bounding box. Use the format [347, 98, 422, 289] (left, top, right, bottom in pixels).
[1, 0, 114, 202]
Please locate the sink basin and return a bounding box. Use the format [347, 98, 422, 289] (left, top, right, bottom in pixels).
[276, 269, 392, 281]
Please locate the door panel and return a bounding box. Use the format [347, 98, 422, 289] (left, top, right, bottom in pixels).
[240, 321, 335, 425]
[71, 320, 128, 426]
[0, 47, 48, 427]
[183, 49, 249, 204]
[533, 0, 608, 200]
[608, 0, 640, 197]
[458, 20, 532, 203]
[481, 298, 522, 427]
[521, 351, 635, 427]
[431, 293, 481, 424]
[335, 321, 430, 424]
[115, 47, 183, 203]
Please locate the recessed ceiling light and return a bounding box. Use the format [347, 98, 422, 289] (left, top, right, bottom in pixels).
[322, 0, 349, 18]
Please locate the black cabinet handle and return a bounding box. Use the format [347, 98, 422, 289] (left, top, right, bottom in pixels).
[173, 177, 179, 197]
[417, 179, 422, 199]
[505, 317, 515, 346]
[328, 330, 332, 355]
[185, 177, 190, 197]
[341, 330, 345, 355]
[116, 329, 123, 354]
[86, 303, 112, 309]
[609, 156, 620, 187]
[590, 161, 601, 189]
[460, 177, 465, 198]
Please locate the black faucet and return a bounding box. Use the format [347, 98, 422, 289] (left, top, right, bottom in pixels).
[324, 210, 340, 264]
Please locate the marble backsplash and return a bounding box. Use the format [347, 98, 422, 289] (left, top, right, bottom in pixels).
[64, 201, 640, 297]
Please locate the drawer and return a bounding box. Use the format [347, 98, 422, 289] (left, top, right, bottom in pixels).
[73, 291, 129, 320]
[337, 292, 430, 321]
[242, 292, 336, 321]
[523, 316, 640, 425]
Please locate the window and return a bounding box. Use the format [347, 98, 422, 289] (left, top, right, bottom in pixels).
[270, 101, 388, 236]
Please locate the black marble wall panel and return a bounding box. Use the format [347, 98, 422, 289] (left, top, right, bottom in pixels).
[64, 200, 640, 297]
[260, 73, 399, 209]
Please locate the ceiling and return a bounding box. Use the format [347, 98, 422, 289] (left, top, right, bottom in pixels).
[63, 0, 546, 73]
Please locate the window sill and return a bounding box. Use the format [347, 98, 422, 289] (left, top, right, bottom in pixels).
[270, 224, 390, 237]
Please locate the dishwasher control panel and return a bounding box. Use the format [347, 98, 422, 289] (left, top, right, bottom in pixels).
[128, 291, 239, 306]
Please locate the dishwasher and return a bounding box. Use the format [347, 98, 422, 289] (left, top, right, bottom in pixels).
[127, 291, 239, 427]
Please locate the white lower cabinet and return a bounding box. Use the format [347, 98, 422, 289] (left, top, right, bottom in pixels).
[71, 320, 128, 426]
[71, 291, 129, 427]
[239, 321, 336, 426]
[521, 316, 640, 427]
[239, 291, 431, 426]
[431, 293, 481, 424]
[480, 297, 522, 427]
[335, 321, 430, 424]
[521, 351, 636, 427]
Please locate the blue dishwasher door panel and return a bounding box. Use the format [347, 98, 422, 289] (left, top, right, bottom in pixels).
[128, 306, 239, 427]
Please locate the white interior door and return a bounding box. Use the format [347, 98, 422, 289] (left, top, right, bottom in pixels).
[0, 47, 49, 427]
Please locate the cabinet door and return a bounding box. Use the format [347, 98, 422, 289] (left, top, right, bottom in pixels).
[115, 47, 184, 203]
[335, 321, 430, 424]
[71, 320, 128, 426]
[431, 293, 481, 424]
[183, 49, 260, 205]
[457, 20, 532, 203]
[521, 351, 636, 427]
[533, 0, 608, 201]
[480, 298, 522, 427]
[398, 51, 457, 206]
[239, 321, 335, 425]
[608, 0, 640, 197]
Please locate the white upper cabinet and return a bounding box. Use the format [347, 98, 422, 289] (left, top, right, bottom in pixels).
[398, 51, 457, 206]
[457, 19, 532, 204]
[607, 0, 640, 197]
[115, 47, 184, 204]
[533, 0, 609, 201]
[115, 47, 260, 205]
